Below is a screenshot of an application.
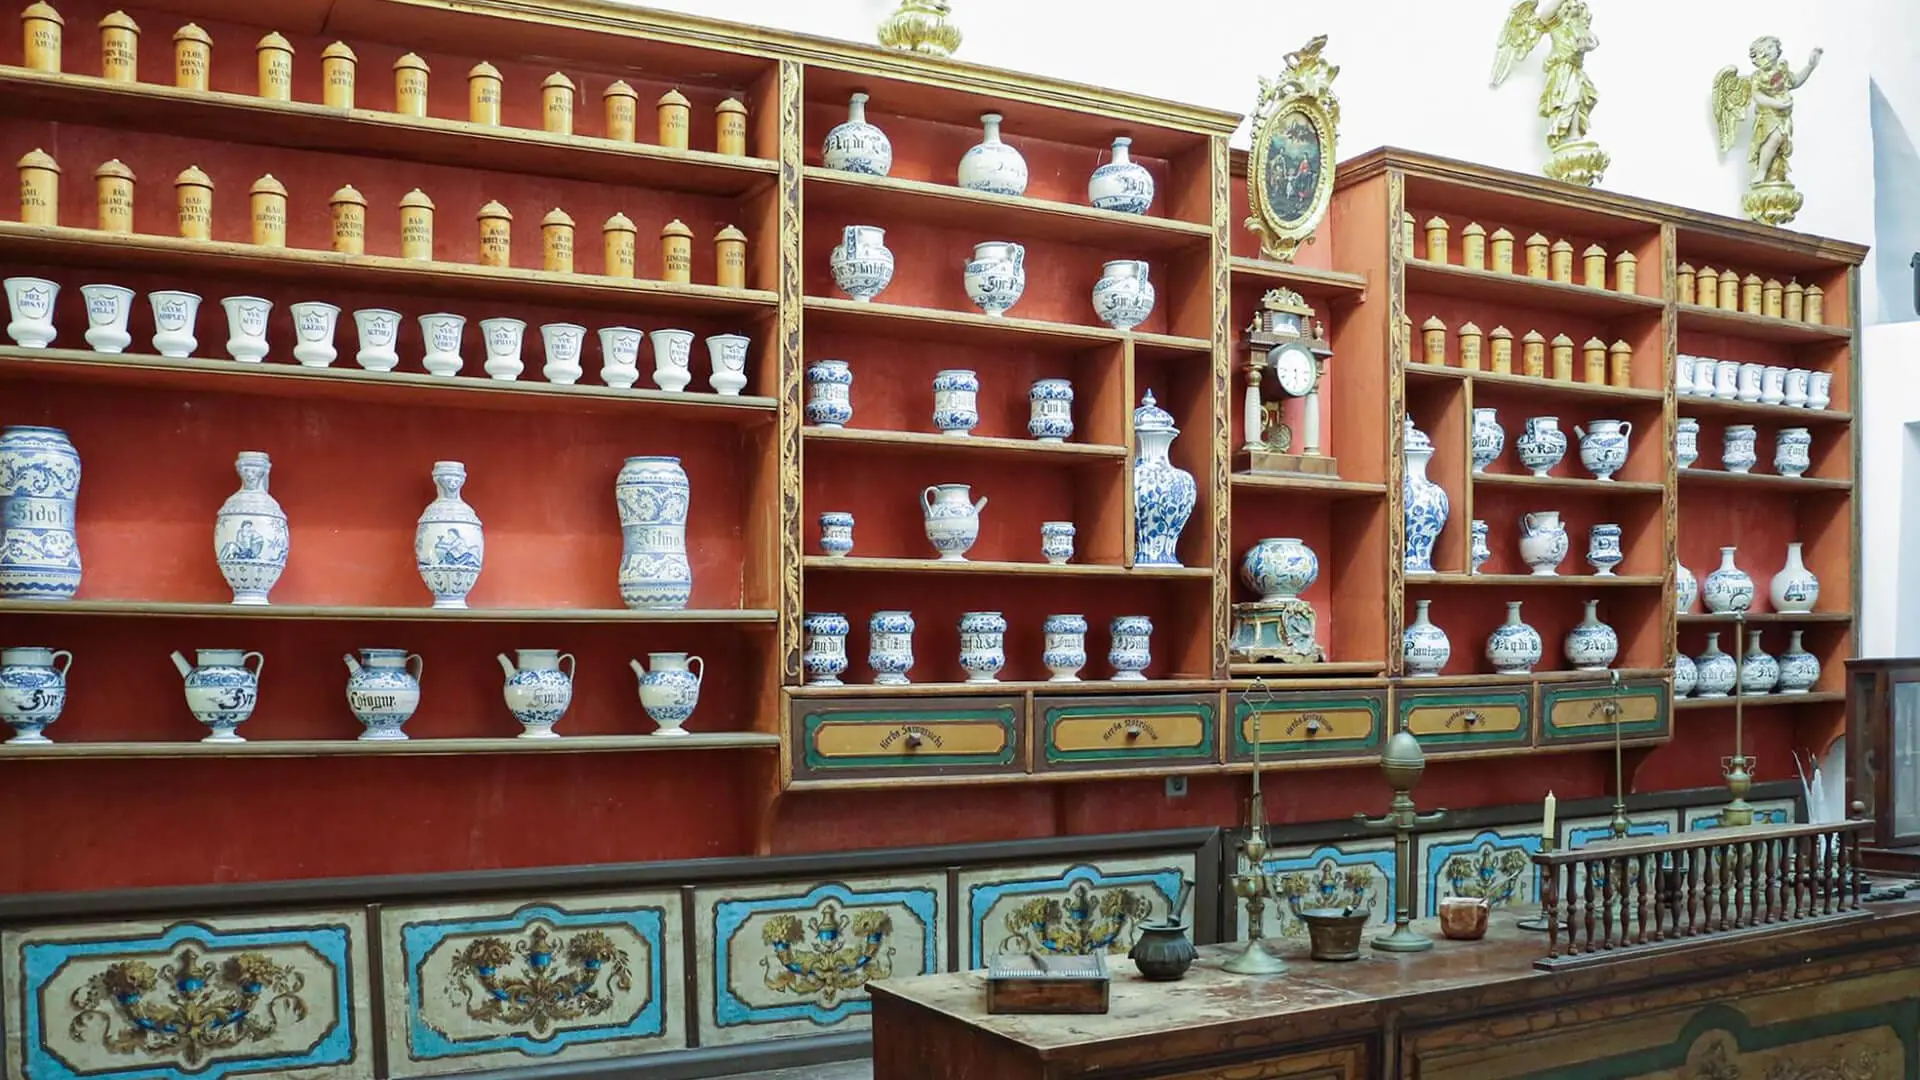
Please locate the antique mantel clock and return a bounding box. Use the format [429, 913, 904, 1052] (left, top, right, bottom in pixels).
[1240, 287, 1336, 479]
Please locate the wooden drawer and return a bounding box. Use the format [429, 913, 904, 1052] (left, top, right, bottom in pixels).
[1159, 1043, 1368, 1079]
[1396, 686, 1532, 751]
[1538, 678, 1671, 746]
[788, 695, 1023, 782]
[1035, 693, 1218, 772]
[1228, 688, 1386, 762]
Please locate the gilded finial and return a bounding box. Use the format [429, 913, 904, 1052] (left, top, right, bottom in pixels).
[877, 0, 961, 58]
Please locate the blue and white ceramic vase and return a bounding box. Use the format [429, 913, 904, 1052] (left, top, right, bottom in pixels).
[1240, 537, 1317, 601]
[932, 368, 980, 436]
[632, 651, 702, 735]
[1402, 417, 1448, 574]
[1518, 510, 1567, 576]
[1703, 545, 1753, 614]
[1693, 634, 1737, 698]
[868, 610, 915, 686]
[963, 241, 1026, 317]
[1028, 378, 1074, 442]
[1040, 521, 1075, 565]
[829, 225, 894, 302]
[0, 646, 70, 744]
[1564, 600, 1618, 671]
[1470, 408, 1504, 474]
[1739, 631, 1779, 696]
[1486, 601, 1543, 675]
[1515, 416, 1566, 477]
[822, 92, 892, 176]
[170, 648, 262, 743]
[1676, 557, 1698, 613]
[0, 425, 81, 600]
[817, 511, 855, 557]
[1402, 599, 1450, 677]
[1043, 614, 1088, 682]
[616, 455, 692, 610]
[1774, 427, 1812, 477]
[802, 612, 851, 686]
[1109, 615, 1152, 681]
[1574, 419, 1631, 481]
[1088, 137, 1154, 214]
[1769, 541, 1818, 612]
[499, 648, 575, 739]
[958, 113, 1028, 196]
[1091, 260, 1156, 331]
[958, 611, 1007, 683]
[1777, 630, 1820, 694]
[1132, 391, 1195, 567]
[805, 359, 854, 428]
[1673, 652, 1698, 698]
[922, 483, 986, 561]
[1722, 424, 1758, 474]
[214, 451, 288, 606]
[343, 648, 422, 740]
[415, 461, 484, 609]
[1470, 519, 1491, 576]
[1586, 523, 1623, 577]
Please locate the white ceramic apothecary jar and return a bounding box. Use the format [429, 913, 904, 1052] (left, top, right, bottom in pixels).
[1088, 136, 1154, 215]
[822, 92, 892, 176]
[957, 113, 1028, 196]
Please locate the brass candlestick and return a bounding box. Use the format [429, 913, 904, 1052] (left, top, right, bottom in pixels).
[1222, 696, 1288, 976]
[1607, 670, 1631, 839]
[1515, 832, 1560, 932]
[1354, 728, 1448, 952]
[1722, 611, 1755, 827]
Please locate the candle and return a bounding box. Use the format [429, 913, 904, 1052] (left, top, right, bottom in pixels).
[1543, 790, 1556, 838]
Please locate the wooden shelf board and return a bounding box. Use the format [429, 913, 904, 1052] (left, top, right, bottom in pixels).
[1409, 363, 1665, 404]
[1678, 468, 1853, 492]
[0, 600, 778, 623]
[0, 732, 782, 759]
[1228, 258, 1368, 298]
[1676, 395, 1852, 425]
[1675, 692, 1846, 711]
[803, 427, 1125, 462]
[0, 66, 779, 197]
[1406, 259, 1666, 316]
[1407, 573, 1666, 588]
[802, 556, 1211, 579]
[801, 296, 1207, 355]
[0, 223, 777, 317]
[804, 167, 1211, 252]
[1472, 472, 1666, 495]
[786, 679, 1221, 697]
[1676, 303, 1852, 344]
[0, 347, 777, 420]
[1228, 661, 1386, 677]
[1677, 612, 1854, 625]
[1229, 473, 1387, 498]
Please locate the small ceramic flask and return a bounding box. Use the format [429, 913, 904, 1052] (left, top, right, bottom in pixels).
[22, 1, 61, 73]
[714, 224, 747, 289]
[99, 10, 138, 83]
[657, 89, 691, 149]
[1459, 322, 1484, 371]
[16, 149, 59, 227]
[1524, 233, 1550, 278]
[541, 72, 574, 134]
[1805, 285, 1825, 324]
[174, 164, 213, 240]
[173, 22, 210, 90]
[255, 31, 293, 101]
[1741, 273, 1764, 315]
[716, 97, 748, 157]
[1613, 249, 1637, 293]
[399, 188, 434, 260]
[1695, 266, 1719, 308]
[329, 184, 366, 254]
[540, 207, 574, 273]
[1423, 216, 1450, 263]
[1609, 340, 1632, 388]
[93, 158, 132, 233]
[248, 173, 287, 248]
[1399, 211, 1415, 255]
[1582, 337, 1606, 384]
[1717, 270, 1739, 311]
[1521, 329, 1546, 378]
[1784, 279, 1805, 321]
[476, 200, 512, 267]
[603, 212, 636, 278]
[393, 53, 429, 117]
[660, 218, 693, 283]
[1676, 263, 1695, 301]
[1490, 227, 1515, 273]
[1421, 316, 1446, 366]
[1549, 333, 1574, 381]
[603, 80, 637, 142]
[321, 41, 356, 108]
[468, 61, 502, 125]
[1582, 244, 1607, 288]
[1549, 239, 1574, 284]
[1763, 278, 1784, 319]
[1489, 325, 1514, 374]
[1460, 222, 1485, 270]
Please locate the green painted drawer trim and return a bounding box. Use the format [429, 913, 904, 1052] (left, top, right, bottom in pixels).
[1396, 689, 1533, 747]
[1540, 682, 1670, 741]
[1041, 699, 1218, 764]
[1229, 695, 1385, 757]
[799, 705, 1020, 771]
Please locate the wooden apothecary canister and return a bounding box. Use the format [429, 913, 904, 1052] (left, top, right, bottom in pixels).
[393, 53, 430, 117]
[1550, 333, 1574, 381]
[477, 199, 513, 267]
[17, 148, 60, 226]
[468, 62, 502, 126]
[1695, 266, 1719, 307]
[249, 173, 287, 247]
[255, 32, 293, 101]
[542, 72, 575, 135]
[1489, 227, 1514, 273]
[716, 98, 749, 157]
[1613, 249, 1637, 293]
[94, 158, 133, 233]
[173, 22, 210, 91]
[1785, 280, 1805, 321]
[399, 188, 434, 260]
[1424, 216, 1449, 264]
[321, 41, 356, 109]
[1740, 273, 1763, 315]
[1717, 269, 1739, 310]
[658, 89, 691, 149]
[1549, 239, 1574, 284]
[714, 224, 747, 289]
[99, 10, 138, 83]
[1421, 316, 1446, 365]
[1582, 244, 1607, 289]
[660, 218, 693, 282]
[1399, 211, 1415, 255]
[1763, 278, 1784, 319]
[1521, 329, 1546, 377]
[1460, 222, 1486, 270]
[604, 81, 638, 142]
[1608, 340, 1632, 388]
[174, 164, 213, 240]
[603, 212, 636, 278]
[1676, 262, 1695, 302]
[1805, 285, 1825, 324]
[1524, 233, 1549, 279]
[21, 2, 62, 74]
[1459, 321, 1484, 370]
[330, 184, 366, 254]
[1582, 337, 1606, 384]
[541, 207, 575, 273]
[1489, 325, 1514, 374]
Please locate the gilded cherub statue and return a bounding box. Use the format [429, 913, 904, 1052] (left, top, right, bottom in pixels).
[1712, 36, 1823, 226]
[1490, 0, 1611, 187]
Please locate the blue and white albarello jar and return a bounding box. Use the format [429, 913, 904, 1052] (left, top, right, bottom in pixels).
[1402, 417, 1450, 574]
[1131, 391, 1195, 567]
[616, 456, 692, 610]
[0, 425, 81, 600]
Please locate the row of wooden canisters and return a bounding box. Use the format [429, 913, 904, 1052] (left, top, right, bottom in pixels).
[16, 4, 747, 154]
[1402, 212, 1638, 294]
[1677, 264, 1824, 324]
[1408, 315, 1633, 387]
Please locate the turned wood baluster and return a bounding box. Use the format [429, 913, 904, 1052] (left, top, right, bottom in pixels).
[1599, 855, 1616, 949]
[1717, 843, 1733, 931]
[1744, 840, 1759, 927]
[1684, 848, 1698, 936]
[1765, 838, 1781, 923]
[1844, 828, 1860, 910]
[1544, 862, 1562, 958]
[1793, 834, 1810, 918]
[1636, 854, 1652, 944]
[1821, 831, 1835, 915]
[1582, 858, 1597, 951]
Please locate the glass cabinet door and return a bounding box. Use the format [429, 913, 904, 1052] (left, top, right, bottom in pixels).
[1893, 680, 1920, 841]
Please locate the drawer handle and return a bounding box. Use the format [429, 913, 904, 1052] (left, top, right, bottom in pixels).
[1447, 708, 1483, 729]
[904, 731, 924, 750]
[1303, 713, 1324, 736]
[1124, 722, 1144, 741]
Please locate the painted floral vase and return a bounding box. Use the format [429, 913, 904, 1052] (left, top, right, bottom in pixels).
[413, 461, 484, 609]
[0, 424, 81, 600]
[1739, 631, 1779, 696]
[1776, 630, 1820, 694]
[1703, 546, 1754, 614]
[1693, 633, 1737, 699]
[1132, 391, 1195, 567]
[214, 450, 289, 605]
[1402, 417, 1448, 573]
[1240, 537, 1318, 601]
[615, 455, 692, 610]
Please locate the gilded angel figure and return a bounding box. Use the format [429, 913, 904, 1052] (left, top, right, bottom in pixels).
[1711, 36, 1823, 225]
[1490, 0, 1610, 186]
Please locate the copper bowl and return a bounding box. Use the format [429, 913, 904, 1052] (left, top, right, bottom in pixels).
[1439, 895, 1490, 940]
[1297, 908, 1370, 961]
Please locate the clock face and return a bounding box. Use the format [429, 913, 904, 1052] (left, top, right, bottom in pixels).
[1270, 342, 1318, 396]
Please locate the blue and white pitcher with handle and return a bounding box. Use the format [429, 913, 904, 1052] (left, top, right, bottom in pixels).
[1518, 510, 1568, 576]
[1574, 419, 1632, 481]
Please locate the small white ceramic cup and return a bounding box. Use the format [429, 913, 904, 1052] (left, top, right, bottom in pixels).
[418, 312, 466, 376]
[220, 296, 273, 362]
[706, 333, 750, 396]
[353, 308, 402, 371]
[650, 328, 694, 392]
[290, 301, 341, 367]
[3, 276, 58, 348]
[540, 322, 586, 385]
[149, 290, 202, 357]
[80, 283, 135, 354]
[598, 326, 643, 389]
[479, 317, 525, 381]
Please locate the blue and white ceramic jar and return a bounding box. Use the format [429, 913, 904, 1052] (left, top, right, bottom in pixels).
[1673, 652, 1698, 698]
[1240, 537, 1318, 601]
[1402, 417, 1449, 574]
[343, 648, 422, 740]
[632, 651, 702, 735]
[1486, 601, 1543, 675]
[1043, 614, 1088, 682]
[615, 455, 692, 610]
[1676, 417, 1700, 469]
[0, 425, 81, 601]
[822, 92, 892, 176]
[1132, 391, 1196, 567]
[0, 646, 69, 744]
[868, 610, 915, 686]
[818, 511, 855, 558]
[805, 358, 854, 428]
[1563, 600, 1617, 671]
[415, 461, 484, 608]
[1091, 260, 1156, 331]
[922, 483, 986, 561]
[499, 648, 575, 739]
[1028, 378, 1075, 442]
[958, 114, 1028, 196]
[1109, 615, 1153, 681]
[1738, 631, 1779, 696]
[1676, 557, 1698, 613]
[1586, 523, 1623, 577]
[1703, 546, 1753, 614]
[170, 648, 263, 743]
[214, 451, 289, 606]
[963, 241, 1026, 317]
[1470, 408, 1504, 474]
[1694, 633, 1736, 698]
[1040, 521, 1075, 565]
[1776, 630, 1820, 694]
[829, 225, 894, 302]
[1774, 427, 1812, 477]
[1470, 519, 1491, 576]
[932, 368, 980, 436]
[1721, 424, 1758, 474]
[958, 611, 1007, 683]
[802, 612, 851, 686]
[1515, 416, 1566, 477]
[1574, 419, 1631, 481]
[1403, 599, 1449, 677]
[1518, 510, 1568, 576]
[1088, 136, 1154, 215]
[1769, 541, 1818, 612]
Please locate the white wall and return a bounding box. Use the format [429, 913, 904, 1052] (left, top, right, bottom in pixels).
[1861, 323, 1920, 657]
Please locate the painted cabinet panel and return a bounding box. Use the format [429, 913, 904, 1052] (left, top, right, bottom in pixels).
[788, 695, 1024, 782]
[1228, 688, 1387, 762]
[956, 856, 1193, 971]
[1037, 693, 1218, 771]
[1538, 678, 1671, 746]
[1397, 687, 1532, 751]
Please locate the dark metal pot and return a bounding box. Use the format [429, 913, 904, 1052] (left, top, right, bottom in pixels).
[1128, 921, 1197, 980]
[1298, 908, 1370, 961]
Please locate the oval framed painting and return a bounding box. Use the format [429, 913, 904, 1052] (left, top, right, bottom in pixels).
[1247, 96, 1336, 263]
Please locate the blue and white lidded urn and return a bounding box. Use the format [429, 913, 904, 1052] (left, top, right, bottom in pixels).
[1088, 136, 1155, 215]
[1563, 600, 1618, 671]
[805, 359, 854, 428]
[958, 611, 1007, 683]
[1043, 614, 1089, 682]
[0, 646, 70, 744]
[616, 455, 692, 610]
[1091, 260, 1156, 331]
[932, 368, 980, 436]
[632, 652, 702, 736]
[822, 92, 892, 176]
[829, 225, 895, 302]
[415, 461, 484, 609]
[1402, 416, 1449, 574]
[1109, 615, 1153, 681]
[957, 113, 1029, 196]
[499, 648, 575, 739]
[802, 612, 851, 686]
[214, 450, 289, 605]
[0, 424, 81, 601]
[868, 610, 916, 686]
[170, 648, 263, 743]
[343, 648, 422, 740]
[1131, 391, 1196, 567]
[1028, 378, 1074, 442]
[1402, 599, 1449, 677]
[1486, 601, 1543, 675]
[1240, 537, 1318, 602]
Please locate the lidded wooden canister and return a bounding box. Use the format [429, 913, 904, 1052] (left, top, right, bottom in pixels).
[21, 1, 62, 74]
[468, 61, 502, 126]
[1582, 244, 1607, 289]
[1762, 278, 1784, 319]
[1420, 316, 1446, 365]
[1489, 227, 1515, 273]
[255, 31, 293, 101]
[714, 223, 747, 289]
[1399, 211, 1415, 256]
[1423, 216, 1449, 264]
[1549, 239, 1574, 284]
[399, 187, 434, 260]
[93, 158, 133, 233]
[1521, 328, 1546, 378]
[393, 53, 430, 117]
[476, 199, 512, 267]
[541, 72, 574, 135]
[1582, 337, 1606, 384]
[541, 207, 574, 273]
[99, 10, 138, 83]
[248, 172, 287, 247]
[1550, 332, 1574, 381]
[1458, 321, 1484, 370]
[1695, 266, 1719, 307]
[172, 22, 210, 91]
[321, 41, 356, 108]
[17, 148, 60, 226]
[1460, 222, 1486, 270]
[1784, 279, 1805, 322]
[1524, 233, 1549, 279]
[1717, 269, 1739, 311]
[1676, 263, 1695, 303]
[1608, 339, 1632, 388]
[329, 184, 366, 254]
[174, 164, 213, 240]
[1613, 250, 1637, 294]
[1489, 325, 1514, 374]
[1804, 284, 1825, 324]
[1740, 273, 1763, 315]
[660, 217, 693, 282]
[715, 97, 748, 157]
[602, 212, 635, 278]
[603, 80, 637, 142]
[657, 88, 691, 149]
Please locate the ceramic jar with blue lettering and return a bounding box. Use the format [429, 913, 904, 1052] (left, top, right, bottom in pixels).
[958, 114, 1028, 196]
[1028, 379, 1074, 442]
[1586, 523, 1623, 577]
[1041, 521, 1075, 564]
[1515, 416, 1566, 476]
[343, 648, 422, 740]
[170, 648, 262, 743]
[1774, 427, 1812, 477]
[1470, 408, 1504, 474]
[829, 225, 894, 302]
[1676, 417, 1700, 469]
[963, 241, 1026, 317]
[1739, 631, 1779, 695]
[1769, 542, 1819, 612]
[1673, 653, 1697, 698]
[1109, 615, 1152, 681]
[1518, 510, 1568, 576]
[0, 646, 70, 744]
[214, 451, 289, 605]
[802, 612, 851, 686]
[823, 93, 892, 176]
[1703, 546, 1753, 613]
[415, 461, 484, 608]
[1694, 634, 1736, 698]
[1402, 417, 1449, 573]
[1485, 601, 1543, 675]
[1776, 630, 1820, 694]
[1091, 260, 1156, 331]
[958, 611, 1007, 683]
[1722, 424, 1758, 474]
[1402, 599, 1449, 677]
[1470, 519, 1491, 576]
[499, 648, 575, 739]
[1240, 537, 1317, 601]
[1676, 557, 1698, 613]
[1088, 137, 1154, 215]
[805, 359, 853, 428]
[632, 651, 702, 735]
[1574, 419, 1631, 481]
[933, 369, 980, 436]
[922, 483, 986, 561]
[1132, 391, 1195, 567]
[616, 455, 692, 610]
[1563, 601, 1617, 671]
[818, 511, 854, 557]
[868, 610, 915, 686]
[0, 425, 81, 600]
[1043, 614, 1088, 682]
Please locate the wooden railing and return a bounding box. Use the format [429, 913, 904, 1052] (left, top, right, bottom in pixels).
[1532, 820, 1873, 970]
